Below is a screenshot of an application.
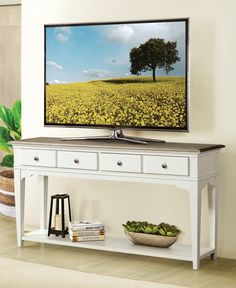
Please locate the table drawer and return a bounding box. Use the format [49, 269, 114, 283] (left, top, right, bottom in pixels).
[58, 151, 97, 170]
[100, 153, 141, 173]
[19, 149, 56, 167]
[143, 155, 189, 176]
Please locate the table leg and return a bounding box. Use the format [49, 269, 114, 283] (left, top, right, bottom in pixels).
[190, 182, 201, 270]
[14, 169, 25, 247]
[208, 177, 218, 260]
[38, 176, 48, 230]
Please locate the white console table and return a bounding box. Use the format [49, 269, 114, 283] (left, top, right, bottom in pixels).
[12, 137, 224, 270]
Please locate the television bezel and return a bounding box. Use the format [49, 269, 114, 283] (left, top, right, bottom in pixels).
[44, 18, 189, 132]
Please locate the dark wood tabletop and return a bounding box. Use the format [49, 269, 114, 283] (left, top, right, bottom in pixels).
[12, 137, 225, 153]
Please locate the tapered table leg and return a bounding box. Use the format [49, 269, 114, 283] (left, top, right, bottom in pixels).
[189, 182, 201, 270]
[208, 177, 218, 260]
[14, 169, 25, 247]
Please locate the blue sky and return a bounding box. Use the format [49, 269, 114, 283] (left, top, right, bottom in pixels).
[46, 21, 186, 84]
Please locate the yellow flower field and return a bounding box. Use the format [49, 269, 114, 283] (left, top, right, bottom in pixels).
[45, 76, 187, 128]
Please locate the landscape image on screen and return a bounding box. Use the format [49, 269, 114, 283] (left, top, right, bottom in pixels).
[45, 20, 188, 129]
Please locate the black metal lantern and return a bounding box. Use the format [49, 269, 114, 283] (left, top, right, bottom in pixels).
[48, 194, 72, 238]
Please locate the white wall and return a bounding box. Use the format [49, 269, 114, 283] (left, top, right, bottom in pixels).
[21, 0, 236, 259]
[0, 5, 21, 163]
[0, 4, 20, 107]
[0, 0, 21, 5]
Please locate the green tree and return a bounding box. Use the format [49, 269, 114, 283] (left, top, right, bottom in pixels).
[130, 38, 180, 82]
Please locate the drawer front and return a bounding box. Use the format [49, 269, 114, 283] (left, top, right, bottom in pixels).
[143, 155, 189, 176]
[100, 153, 141, 173]
[58, 151, 97, 170]
[20, 149, 56, 167]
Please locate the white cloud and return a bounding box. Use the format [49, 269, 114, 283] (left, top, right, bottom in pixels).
[46, 61, 63, 70]
[107, 25, 135, 43]
[107, 57, 130, 66]
[130, 22, 186, 46]
[83, 69, 115, 78]
[55, 27, 72, 42]
[108, 58, 118, 64]
[50, 80, 67, 84]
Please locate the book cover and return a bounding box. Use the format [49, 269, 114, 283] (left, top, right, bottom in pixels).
[70, 234, 105, 242]
[69, 225, 104, 231]
[69, 221, 104, 230]
[69, 229, 105, 237]
[69, 220, 103, 226]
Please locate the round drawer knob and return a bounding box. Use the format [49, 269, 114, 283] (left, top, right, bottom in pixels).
[117, 161, 123, 167]
[162, 163, 168, 169]
[34, 156, 39, 162]
[74, 159, 80, 164]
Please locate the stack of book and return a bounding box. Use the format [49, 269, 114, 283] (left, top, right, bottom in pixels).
[69, 220, 105, 242]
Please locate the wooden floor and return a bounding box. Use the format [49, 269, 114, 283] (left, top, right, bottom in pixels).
[0, 215, 236, 288]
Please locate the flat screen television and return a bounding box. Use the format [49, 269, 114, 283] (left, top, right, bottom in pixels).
[44, 18, 189, 140]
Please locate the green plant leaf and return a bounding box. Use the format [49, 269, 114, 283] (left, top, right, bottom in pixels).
[12, 100, 21, 131]
[17, 122, 22, 137]
[9, 130, 21, 141]
[0, 154, 14, 168]
[0, 105, 15, 131]
[0, 126, 13, 143]
[0, 142, 12, 153]
[0, 100, 21, 168]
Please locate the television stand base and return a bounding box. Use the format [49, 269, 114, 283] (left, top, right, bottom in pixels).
[61, 129, 165, 145]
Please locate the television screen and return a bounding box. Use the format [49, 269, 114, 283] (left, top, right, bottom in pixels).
[45, 18, 189, 131]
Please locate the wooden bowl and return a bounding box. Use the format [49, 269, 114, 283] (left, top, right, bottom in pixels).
[125, 231, 177, 248]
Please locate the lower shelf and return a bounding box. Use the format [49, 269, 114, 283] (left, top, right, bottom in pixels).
[22, 229, 214, 262]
